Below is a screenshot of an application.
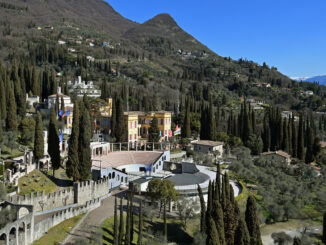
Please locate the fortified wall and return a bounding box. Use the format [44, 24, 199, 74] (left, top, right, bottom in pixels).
[10, 177, 110, 212]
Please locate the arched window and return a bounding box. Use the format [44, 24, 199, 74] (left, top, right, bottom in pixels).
[112, 172, 115, 179]
[109, 173, 112, 179]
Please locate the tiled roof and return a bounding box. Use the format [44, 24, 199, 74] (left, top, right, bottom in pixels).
[192, 140, 224, 147]
[261, 150, 291, 159]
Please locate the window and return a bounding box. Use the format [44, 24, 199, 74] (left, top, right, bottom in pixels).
[125, 178, 128, 183]
[161, 119, 164, 125]
[134, 121, 137, 128]
[117, 175, 120, 181]
[130, 122, 132, 128]
[130, 134, 132, 141]
[121, 177, 123, 182]
[134, 134, 137, 140]
[165, 130, 167, 135]
[159, 161, 161, 166]
[108, 173, 112, 179]
[112, 172, 115, 178]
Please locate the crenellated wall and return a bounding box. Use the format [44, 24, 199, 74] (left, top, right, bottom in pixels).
[10, 188, 75, 213]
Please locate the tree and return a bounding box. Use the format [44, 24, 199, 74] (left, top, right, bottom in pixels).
[137, 201, 143, 245]
[48, 108, 61, 177]
[305, 126, 314, 163]
[78, 108, 91, 180]
[297, 114, 304, 160]
[118, 198, 124, 245]
[0, 78, 6, 120]
[247, 134, 263, 155]
[6, 82, 17, 132]
[115, 98, 125, 142]
[293, 237, 301, 245]
[206, 218, 220, 245]
[148, 117, 160, 142]
[245, 196, 262, 245]
[212, 200, 226, 245]
[125, 198, 131, 245]
[322, 212, 326, 244]
[208, 96, 216, 140]
[34, 113, 44, 168]
[66, 102, 80, 181]
[177, 197, 200, 229]
[197, 185, 206, 234]
[0, 109, 2, 144]
[234, 218, 250, 245]
[182, 97, 191, 138]
[114, 196, 119, 245]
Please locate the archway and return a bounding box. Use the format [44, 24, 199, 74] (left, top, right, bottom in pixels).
[18, 207, 29, 218]
[0, 233, 7, 245]
[9, 227, 16, 242]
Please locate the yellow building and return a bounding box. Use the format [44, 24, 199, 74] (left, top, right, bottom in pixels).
[139, 111, 172, 141]
[124, 112, 143, 143]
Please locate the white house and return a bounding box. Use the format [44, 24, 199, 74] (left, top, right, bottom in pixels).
[192, 140, 224, 157]
[68, 76, 101, 98]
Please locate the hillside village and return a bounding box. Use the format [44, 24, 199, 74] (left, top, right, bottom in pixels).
[0, 1, 326, 245]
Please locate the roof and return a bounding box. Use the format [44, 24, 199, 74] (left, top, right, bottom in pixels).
[167, 172, 210, 186]
[92, 151, 163, 169]
[261, 150, 291, 159]
[48, 93, 70, 98]
[124, 111, 146, 116]
[192, 140, 224, 147]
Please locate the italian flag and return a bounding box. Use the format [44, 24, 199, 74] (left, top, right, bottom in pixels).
[56, 72, 63, 77]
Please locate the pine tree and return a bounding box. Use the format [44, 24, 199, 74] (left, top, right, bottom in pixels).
[164, 200, 167, 244]
[137, 201, 143, 245]
[6, 82, 17, 131]
[197, 184, 206, 234]
[206, 181, 213, 230]
[0, 109, 2, 144]
[118, 198, 124, 245]
[111, 98, 116, 138]
[48, 108, 61, 177]
[66, 102, 80, 181]
[34, 112, 44, 168]
[234, 218, 251, 245]
[215, 164, 221, 202]
[212, 200, 225, 245]
[245, 196, 262, 245]
[78, 108, 91, 180]
[130, 195, 134, 243]
[305, 125, 315, 164]
[208, 96, 216, 140]
[291, 116, 297, 158]
[115, 98, 125, 142]
[114, 197, 119, 245]
[206, 218, 220, 245]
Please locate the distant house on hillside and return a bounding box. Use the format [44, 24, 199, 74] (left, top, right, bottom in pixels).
[301, 90, 314, 96]
[261, 150, 291, 165]
[192, 140, 224, 157]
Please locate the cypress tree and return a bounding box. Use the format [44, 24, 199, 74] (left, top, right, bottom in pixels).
[31, 65, 40, 96]
[111, 98, 116, 138]
[293, 237, 301, 245]
[114, 196, 119, 245]
[322, 212, 326, 244]
[197, 184, 206, 234]
[78, 108, 91, 180]
[215, 164, 221, 202]
[118, 198, 124, 245]
[245, 196, 262, 245]
[291, 116, 297, 158]
[137, 201, 143, 245]
[212, 200, 226, 245]
[148, 117, 160, 142]
[297, 114, 305, 160]
[6, 82, 17, 131]
[130, 195, 134, 243]
[164, 200, 167, 244]
[115, 98, 125, 142]
[0, 109, 2, 144]
[125, 198, 131, 245]
[182, 96, 191, 138]
[206, 218, 220, 245]
[0, 77, 6, 120]
[208, 96, 216, 140]
[234, 218, 251, 245]
[66, 102, 80, 181]
[48, 108, 60, 177]
[55, 93, 59, 113]
[34, 112, 44, 168]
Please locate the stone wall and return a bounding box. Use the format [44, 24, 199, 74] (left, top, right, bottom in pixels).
[10, 188, 75, 213]
[33, 198, 100, 242]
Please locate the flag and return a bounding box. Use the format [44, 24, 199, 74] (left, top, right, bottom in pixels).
[59, 110, 63, 116]
[168, 130, 173, 137]
[56, 72, 63, 77]
[174, 125, 181, 136]
[66, 110, 71, 116]
[159, 131, 162, 137]
[145, 163, 152, 174]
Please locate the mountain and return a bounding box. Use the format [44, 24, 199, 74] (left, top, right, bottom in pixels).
[305, 75, 326, 84]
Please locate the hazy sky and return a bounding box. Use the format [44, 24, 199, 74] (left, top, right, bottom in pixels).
[108, 0, 326, 78]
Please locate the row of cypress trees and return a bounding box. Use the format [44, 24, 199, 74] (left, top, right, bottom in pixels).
[113, 195, 143, 245]
[198, 164, 262, 245]
[66, 99, 92, 181]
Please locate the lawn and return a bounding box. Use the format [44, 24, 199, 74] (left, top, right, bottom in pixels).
[33, 213, 85, 245]
[102, 214, 197, 245]
[18, 170, 58, 195]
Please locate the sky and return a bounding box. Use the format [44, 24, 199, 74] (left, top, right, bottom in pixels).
[107, 0, 326, 78]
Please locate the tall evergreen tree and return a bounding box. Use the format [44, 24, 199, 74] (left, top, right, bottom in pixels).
[212, 200, 226, 245]
[66, 102, 80, 181]
[78, 108, 91, 180]
[48, 108, 61, 177]
[234, 218, 251, 245]
[215, 163, 221, 202]
[115, 98, 125, 142]
[111, 98, 116, 138]
[137, 201, 143, 245]
[6, 82, 17, 131]
[305, 125, 315, 164]
[293, 237, 301, 245]
[208, 96, 216, 140]
[322, 212, 326, 245]
[148, 117, 160, 142]
[114, 196, 119, 245]
[182, 96, 191, 138]
[197, 184, 206, 234]
[206, 218, 220, 245]
[291, 116, 297, 158]
[125, 198, 131, 245]
[118, 198, 124, 245]
[0, 109, 2, 144]
[297, 114, 305, 160]
[130, 195, 134, 243]
[0, 78, 6, 120]
[33, 112, 44, 168]
[245, 196, 262, 245]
